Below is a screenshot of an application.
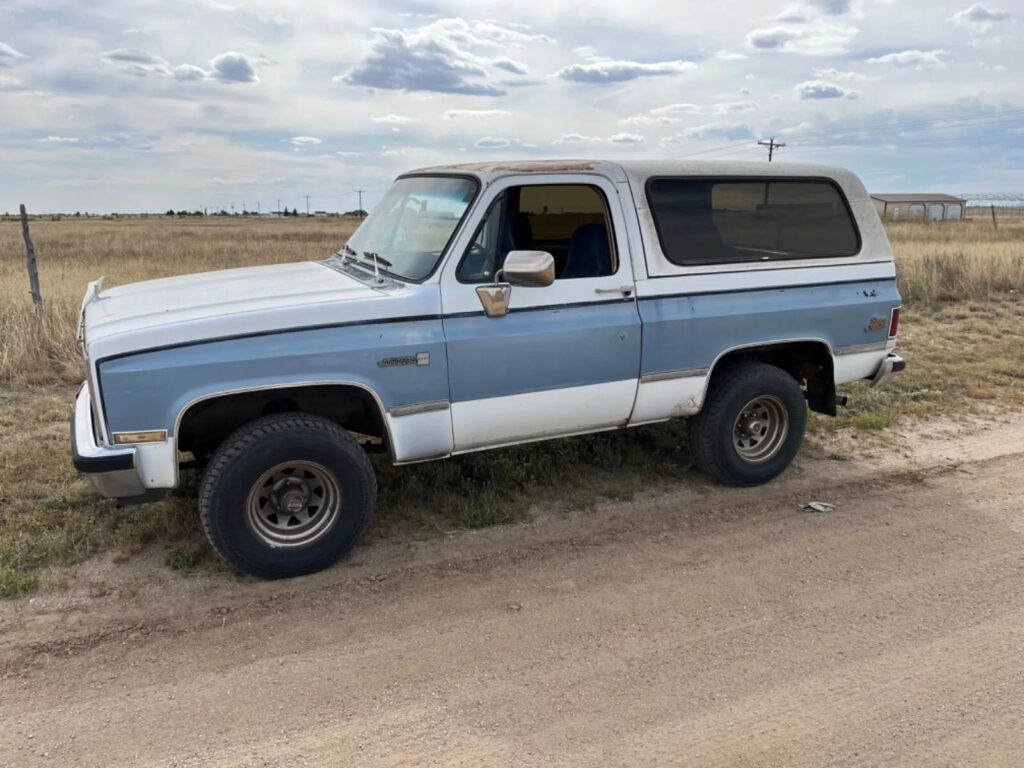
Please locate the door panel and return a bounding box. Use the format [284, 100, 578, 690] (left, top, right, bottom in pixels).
[440, 174, 641, 451]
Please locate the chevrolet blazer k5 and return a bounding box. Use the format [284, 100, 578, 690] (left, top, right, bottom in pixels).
[71, 159, 904, 577]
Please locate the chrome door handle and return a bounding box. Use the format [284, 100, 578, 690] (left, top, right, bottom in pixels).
[595, 285, 634, 296]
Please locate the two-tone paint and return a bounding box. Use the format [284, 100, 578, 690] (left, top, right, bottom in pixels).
[73, 158, 903, 499]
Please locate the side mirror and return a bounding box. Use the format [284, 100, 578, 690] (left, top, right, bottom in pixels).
[475, 250, 555, 318]
[501, 250, 555, 288]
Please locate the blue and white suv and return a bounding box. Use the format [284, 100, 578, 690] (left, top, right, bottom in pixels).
[72, 159, 904, 577]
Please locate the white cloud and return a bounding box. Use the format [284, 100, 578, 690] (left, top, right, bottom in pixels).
[746, 20, 858, 55]
[556, 59, 695, 83]
[807, 0, 852, 13]
[291, 136, 322, 145]
[100, 47, 171, 76]
[173, 64, 207, 81]
[622, 100, 756, 124]
[867, 49, 949, 69]
[335, 151, 363, 157]
[371, 114, 415, 124]
[36, 136, 80, 143]
[676, 122, 756, 140]
[474, 136, 512, 148]
[552, 132, 647, 144]
[492, 57, 528, 74]
[0, 42, 28, 66]
[747, 27, 799, 49]
[795, 79, 860, 99]
[336, 18, 550, 96]
[102, 48, 162, 65]
[951, 3, 1012, 31]
[444, 109, 512, 120]
[620, 115, 678, 126]
[553, 133, 599, 143]
[210, 51, 258, 83]
[812, 67, 879, 82]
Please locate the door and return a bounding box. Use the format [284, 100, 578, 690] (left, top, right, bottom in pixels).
[440, 175, 641, 452]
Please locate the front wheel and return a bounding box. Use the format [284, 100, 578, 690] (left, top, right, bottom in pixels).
[688, 362, 807, 487]
[198, 413, 376, 578]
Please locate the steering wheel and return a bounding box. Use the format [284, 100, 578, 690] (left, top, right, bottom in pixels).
[461, 243, 493, 281]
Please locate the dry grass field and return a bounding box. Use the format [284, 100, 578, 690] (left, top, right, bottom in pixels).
[1, 216, 1022, 597]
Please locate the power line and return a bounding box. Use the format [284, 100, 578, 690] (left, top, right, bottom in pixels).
[354, 189, 366, 213]
[673, 106, 1024, 163]
[757, 137, 786, 162]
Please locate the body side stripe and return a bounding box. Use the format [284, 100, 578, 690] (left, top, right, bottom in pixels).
[636, 276, 897, 301]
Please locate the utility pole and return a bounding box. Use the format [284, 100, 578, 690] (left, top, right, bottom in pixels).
[354, 189, 366, 214]
[304, 194, 311, 216]
[276, 198, 281, 217]
[757, 137, 786, 162]
[256, 201, 260, 214]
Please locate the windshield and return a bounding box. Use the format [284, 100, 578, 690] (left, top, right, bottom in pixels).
[342, 176, 479, 280]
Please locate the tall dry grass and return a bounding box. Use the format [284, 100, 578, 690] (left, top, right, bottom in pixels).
[1, 217, 357, 383]
[887, 220, 1024, 306]
[1, 216, 1022, 385]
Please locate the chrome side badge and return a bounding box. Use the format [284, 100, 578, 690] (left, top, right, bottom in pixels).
[378, 352, 430, 368]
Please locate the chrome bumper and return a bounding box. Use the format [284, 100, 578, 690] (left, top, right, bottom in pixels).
[70, 384, 147, 500]
[871, 353, 906, 389]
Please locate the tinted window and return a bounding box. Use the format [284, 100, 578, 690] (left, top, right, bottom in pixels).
[646, 178, 860, 265]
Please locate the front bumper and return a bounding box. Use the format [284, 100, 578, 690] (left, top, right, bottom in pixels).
[70, 384, 150, 501]
[871, 353, 906, 389]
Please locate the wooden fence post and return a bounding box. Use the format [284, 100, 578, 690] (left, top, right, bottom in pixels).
[19, 204, 43, 310]
[990, 204, 998, 231]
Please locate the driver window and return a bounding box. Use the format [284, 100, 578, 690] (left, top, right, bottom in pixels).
[457, 184, 616, 283]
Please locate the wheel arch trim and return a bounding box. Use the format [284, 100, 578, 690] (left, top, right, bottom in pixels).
[699, 337, 835, 409]
[172, 380, 396, 471]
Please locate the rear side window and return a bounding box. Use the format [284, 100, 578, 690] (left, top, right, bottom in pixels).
[646, 178, 860, 266]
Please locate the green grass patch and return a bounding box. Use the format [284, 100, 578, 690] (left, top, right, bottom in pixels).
[0, 566, 39, 598]
[165, 542, 204, 570]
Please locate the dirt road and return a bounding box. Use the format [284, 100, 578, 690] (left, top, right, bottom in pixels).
[3, 418, 1024, 767]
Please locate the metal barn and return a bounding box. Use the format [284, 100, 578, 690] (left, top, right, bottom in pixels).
[870, 194, 966, 222]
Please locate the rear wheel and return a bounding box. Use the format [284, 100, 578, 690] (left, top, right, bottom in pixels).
[198, 413, 376, 578]
[688, 362, 807, 487]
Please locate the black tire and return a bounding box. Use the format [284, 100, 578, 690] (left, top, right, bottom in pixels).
[198, 413, 376, 578]
[688, 362, 807, 487]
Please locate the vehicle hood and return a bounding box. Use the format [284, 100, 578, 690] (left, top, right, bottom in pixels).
[82, 260, 437, 360]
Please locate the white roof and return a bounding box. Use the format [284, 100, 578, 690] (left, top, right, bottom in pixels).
[403, 159, 870, 202]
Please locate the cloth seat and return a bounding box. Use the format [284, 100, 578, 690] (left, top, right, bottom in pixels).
[563, 222, 612, 278]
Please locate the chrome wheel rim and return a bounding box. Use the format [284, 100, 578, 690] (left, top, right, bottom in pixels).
[732, 396, 788, 463]
[246, 461, 341, 547]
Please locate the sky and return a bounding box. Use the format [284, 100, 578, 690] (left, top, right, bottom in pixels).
[1, 0, 1021, 213]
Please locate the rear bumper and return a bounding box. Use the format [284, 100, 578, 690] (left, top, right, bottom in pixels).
[70, 384, 150, 501]
[871, 353, 905, 389]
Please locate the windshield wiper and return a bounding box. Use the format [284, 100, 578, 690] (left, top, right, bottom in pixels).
[361, 251, 393, 285]
[338, 243, 357, 262]
[362, 251, 392, 267]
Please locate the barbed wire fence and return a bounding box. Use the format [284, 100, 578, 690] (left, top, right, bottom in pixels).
[957, 193, 1024, 221]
